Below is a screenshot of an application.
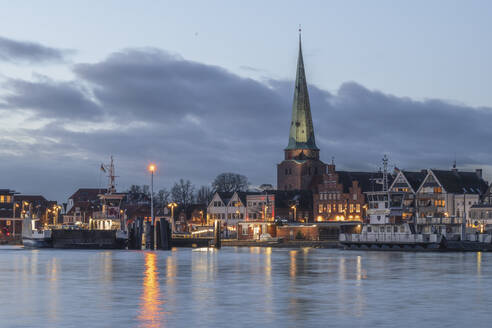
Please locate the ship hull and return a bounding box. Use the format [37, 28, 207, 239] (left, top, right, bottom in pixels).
[22, 237, 52, 248]
[51, 230, 127, 249]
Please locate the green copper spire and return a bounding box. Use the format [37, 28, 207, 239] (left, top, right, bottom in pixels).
[286, 30, 319, 151]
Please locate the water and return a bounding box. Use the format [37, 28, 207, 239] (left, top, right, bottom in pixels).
[0, 247, 490, 328]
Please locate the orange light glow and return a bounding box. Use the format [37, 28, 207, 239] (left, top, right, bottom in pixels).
[148, 164, 156, 173]
[138, 252, 163, 327]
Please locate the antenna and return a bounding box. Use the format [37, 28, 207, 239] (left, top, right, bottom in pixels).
[382, 154, 389, 192]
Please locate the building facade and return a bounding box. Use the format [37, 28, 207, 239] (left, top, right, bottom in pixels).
[416, 168, 488, 225]
[313, 163, 367, 222]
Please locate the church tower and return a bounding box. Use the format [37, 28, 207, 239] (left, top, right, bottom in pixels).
[277, 31, 325, 191]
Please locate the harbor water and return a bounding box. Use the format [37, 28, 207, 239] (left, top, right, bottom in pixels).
[0, 246, 490, 328]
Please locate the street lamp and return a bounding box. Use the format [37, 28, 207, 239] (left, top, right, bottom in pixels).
[148, 164, 156, 249]
[168, 202, 178, 233]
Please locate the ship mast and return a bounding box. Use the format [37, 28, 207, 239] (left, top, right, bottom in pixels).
[101, 156, 117, 194]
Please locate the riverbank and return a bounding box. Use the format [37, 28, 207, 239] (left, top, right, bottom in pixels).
[222, 239, 340, 248]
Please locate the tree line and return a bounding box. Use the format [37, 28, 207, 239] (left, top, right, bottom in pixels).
[125, 172, 249, 208]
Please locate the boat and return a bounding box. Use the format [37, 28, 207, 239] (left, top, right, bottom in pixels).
[22, 156, 128, 249]
[22, 210, 52, 248]
[340, 219, 492, 251]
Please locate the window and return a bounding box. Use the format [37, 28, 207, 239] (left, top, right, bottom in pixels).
[394, 226, 398, 233]
[228, 214, 231, 219]
[434, 187, 442, 193]
[349, 204, 354, 213]
[285, 168, 288, 175]
[356, 204, 361, 213]
[242, 226, 249, 235]
[319, 204, 324, 213]
[338, 204, 343, 213]
[353, 194, 357, 200]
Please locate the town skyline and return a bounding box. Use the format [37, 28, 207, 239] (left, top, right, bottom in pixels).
[1, 1, 492, 203]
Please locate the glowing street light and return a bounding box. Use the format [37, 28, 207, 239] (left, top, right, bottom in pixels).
[148, 163, 156, 249]
[168, 202, 178, 233]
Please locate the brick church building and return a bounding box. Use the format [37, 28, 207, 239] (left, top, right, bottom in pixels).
[277, 32, 325, 191]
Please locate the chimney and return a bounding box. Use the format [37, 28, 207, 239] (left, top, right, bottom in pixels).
[476, 169, 483, 179]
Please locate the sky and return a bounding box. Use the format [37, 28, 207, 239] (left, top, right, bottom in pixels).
[1, 0, 492, 202]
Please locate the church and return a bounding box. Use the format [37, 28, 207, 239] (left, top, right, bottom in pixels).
[277, 33, 325, 191]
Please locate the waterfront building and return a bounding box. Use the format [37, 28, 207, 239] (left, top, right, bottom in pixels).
[469, 183, 492, 231]
[246, 193, 275, 221]
[207, 191, 256, 236]
[14, 195, 58, 227]
[313, 162, 367, 222]
[388, 170, 427, 222]
[0, 189, 17, 237]
[277, 32, 325, 191]
[63, 188, 105, 224]
[416, 168, 488, 225]
[0, 190, 58, 237]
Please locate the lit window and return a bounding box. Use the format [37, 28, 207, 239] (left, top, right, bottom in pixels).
[319, 204, 324, 213]
[356, 204, 361, 213]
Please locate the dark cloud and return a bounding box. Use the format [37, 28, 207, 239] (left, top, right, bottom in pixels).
[1, 47, 491, 201]
[0, 36, 72, 64]
[0, 77, 102, 120]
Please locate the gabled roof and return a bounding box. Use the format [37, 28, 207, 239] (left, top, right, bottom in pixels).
[216, 192, 234, 205]
[69, 188, 106, 202]
[390, 170, 427, 193]
[337, 171, 394, 193]
[431, 170, 488, 194]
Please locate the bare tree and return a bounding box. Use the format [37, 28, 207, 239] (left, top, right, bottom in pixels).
[212, 173, 249, 193]
[126, 185, 150, 204]
[155, 189, 170, 207]
[196, 185, 214, 205]
[171, 179, 195, 207]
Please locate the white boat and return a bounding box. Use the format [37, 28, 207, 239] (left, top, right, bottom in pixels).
[22, 211, 52, 248]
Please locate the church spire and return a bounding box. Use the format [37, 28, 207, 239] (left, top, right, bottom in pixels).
[286, 28, 318, 151]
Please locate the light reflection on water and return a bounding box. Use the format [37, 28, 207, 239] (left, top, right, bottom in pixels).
[138, 252, 164, 328]
[1, 247, 492, 327]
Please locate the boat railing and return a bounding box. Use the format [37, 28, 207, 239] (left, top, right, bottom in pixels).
[340, 233, 441, 243]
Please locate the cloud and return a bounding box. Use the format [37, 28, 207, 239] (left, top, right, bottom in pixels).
[0, 47, 491, 201]
[1, 76, 103, 121]
[0, 36, 72, 64]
